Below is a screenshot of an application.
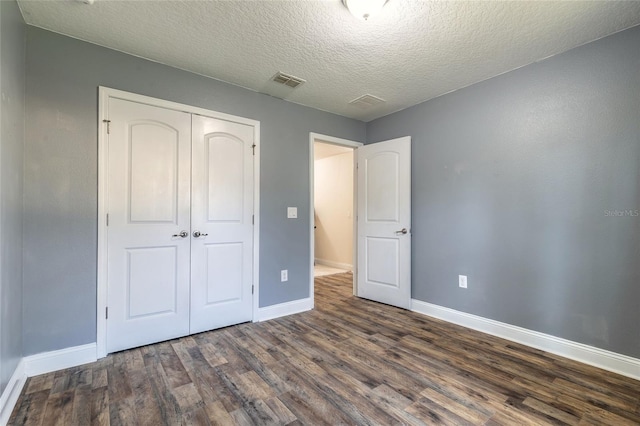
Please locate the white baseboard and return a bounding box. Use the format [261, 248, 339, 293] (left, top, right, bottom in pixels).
[24, 343, 97, 377]
[411, 300, 640, 381]
[0, 343, 98, 424]
[0, 359, 26, 426]
[256, 297, 313, 322]
[315, 258, 353, 271]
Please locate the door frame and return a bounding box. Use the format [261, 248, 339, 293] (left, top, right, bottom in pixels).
[309, 133, 362, 305]
[97, 87, 261, 358]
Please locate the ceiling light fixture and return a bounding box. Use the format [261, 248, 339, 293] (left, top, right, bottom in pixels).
[343, 0, 388, 21]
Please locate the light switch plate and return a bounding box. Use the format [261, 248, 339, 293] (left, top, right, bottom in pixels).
[287, 207, 298, 219]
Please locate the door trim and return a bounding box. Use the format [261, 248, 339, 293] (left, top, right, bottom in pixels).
[97, 87, 260, 358]
[309, 133, 363, 307]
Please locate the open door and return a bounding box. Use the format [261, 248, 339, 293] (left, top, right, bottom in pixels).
[356, 137, 411, 309]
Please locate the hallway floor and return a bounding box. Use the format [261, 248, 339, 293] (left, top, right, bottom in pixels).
[313, 264, 349, 277]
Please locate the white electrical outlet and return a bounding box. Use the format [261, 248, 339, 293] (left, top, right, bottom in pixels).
[287, 207, 298, 219]
[459, 275, 467, 288]
[281, 269, 288, 282]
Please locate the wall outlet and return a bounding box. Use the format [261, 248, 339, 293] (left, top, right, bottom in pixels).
[281, 269, 288, 282]
[287, 207, 298, 219]
[459, 275, 467, 288]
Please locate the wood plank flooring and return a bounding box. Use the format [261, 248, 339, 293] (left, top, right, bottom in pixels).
[10, 272, 640, 425]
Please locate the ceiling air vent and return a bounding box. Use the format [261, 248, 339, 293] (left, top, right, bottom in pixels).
[348, 94, 386, 109]
[271, 72, 306, 88]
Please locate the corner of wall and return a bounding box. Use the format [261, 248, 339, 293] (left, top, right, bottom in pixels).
[0, 0, 27, 403]
[0, 359, 26, 425]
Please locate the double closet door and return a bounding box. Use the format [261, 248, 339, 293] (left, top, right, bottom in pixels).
[106, 98, 255, 354]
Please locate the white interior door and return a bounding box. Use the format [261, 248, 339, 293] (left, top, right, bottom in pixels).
[106, 98, 192, 353]
[356, 137, 411, 309]
[190, 115, 254, 334]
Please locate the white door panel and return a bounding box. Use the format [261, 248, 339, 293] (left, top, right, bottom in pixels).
[107, 98, 191, 353]
[365, 152, 400, 222]
[128, 123, 180, 222]
[357, 137, 411, 309]
[204, 242, 244, 304]
[190, 115, 254, 334]
[126, 246, 178, 317]
[205, 134, 245, 222]
[366, 237, 399, 287]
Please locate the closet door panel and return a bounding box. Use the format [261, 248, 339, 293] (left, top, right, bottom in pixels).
[190, 115, 254, 334]
[206, 135, 244, 222]
[106, 98, 191, 353]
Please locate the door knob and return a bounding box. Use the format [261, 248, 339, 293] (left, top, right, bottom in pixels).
[193, 231, 208, 238]
[172, 230, 188, 238]
[395, 228, 408, 235]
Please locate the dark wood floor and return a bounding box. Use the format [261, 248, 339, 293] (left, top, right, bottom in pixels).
[10, 272, 640, 425]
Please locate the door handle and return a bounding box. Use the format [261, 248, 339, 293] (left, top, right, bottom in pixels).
[395, 228, 408, 235]
[193, 231, 208, 238]
[172, 230, 189, 238]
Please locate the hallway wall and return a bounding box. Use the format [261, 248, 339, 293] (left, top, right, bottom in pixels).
[314, 151, 354, 270]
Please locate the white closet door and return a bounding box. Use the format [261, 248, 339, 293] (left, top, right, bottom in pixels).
[190, 115, 254, 334]
[106, 98, 192, 353]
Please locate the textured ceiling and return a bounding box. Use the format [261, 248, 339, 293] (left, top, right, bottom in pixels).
[17, 0, 640, 122]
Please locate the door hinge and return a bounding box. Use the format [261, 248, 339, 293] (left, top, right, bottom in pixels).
[252, 144, 256, 155]
[252, 214, 254, 225]
[106, 213, 109, 226]
[252, 285, 254, 295]
[103, 119, 111, 134]
[105, 307, 108, 319]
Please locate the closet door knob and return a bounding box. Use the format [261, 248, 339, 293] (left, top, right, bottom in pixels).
[193, 231, 208, 238]
[172, 230, 189, 238]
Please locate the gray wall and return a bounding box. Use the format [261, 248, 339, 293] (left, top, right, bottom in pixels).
[24, 27, 365, 356]
[0, 0, 25, 393]
[367, 25, 640, 358]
